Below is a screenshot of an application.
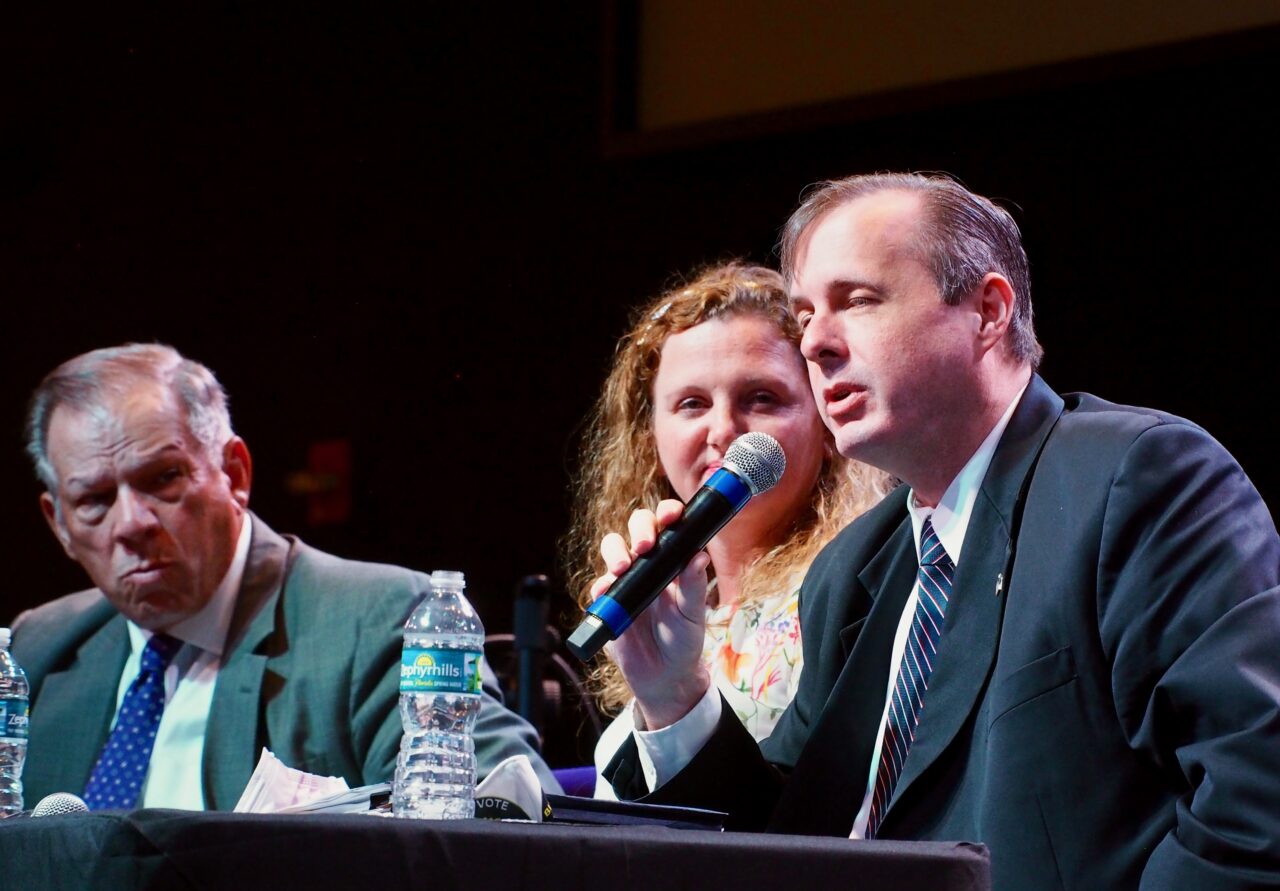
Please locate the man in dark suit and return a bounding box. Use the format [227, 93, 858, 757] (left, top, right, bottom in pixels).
[597, 174, 1280, 889]
[12, 343, 557, 810]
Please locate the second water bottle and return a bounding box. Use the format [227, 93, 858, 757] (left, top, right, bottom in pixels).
[392, 570, 484, 819]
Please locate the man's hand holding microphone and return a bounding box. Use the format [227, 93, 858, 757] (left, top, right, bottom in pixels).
[568, 432, 787, 730]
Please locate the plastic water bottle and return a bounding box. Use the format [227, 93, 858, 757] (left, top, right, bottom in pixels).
[392, 570, 485, 819]
[0, 627, 30, 818]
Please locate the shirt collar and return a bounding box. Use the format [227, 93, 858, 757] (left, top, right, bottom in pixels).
[907, 382, 1028, 566]
[127, 514, 252, 658]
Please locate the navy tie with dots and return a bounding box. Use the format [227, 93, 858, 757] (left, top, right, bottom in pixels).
[865, 517, 954, 839]
[83, 632, 183, 811]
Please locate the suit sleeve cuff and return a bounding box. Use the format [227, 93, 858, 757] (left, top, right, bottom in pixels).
[633, 684, 722, 791]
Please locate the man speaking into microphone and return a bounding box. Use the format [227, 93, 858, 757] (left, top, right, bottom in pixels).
[591, 175, 1280, 890]
[10, 343, 557, 810]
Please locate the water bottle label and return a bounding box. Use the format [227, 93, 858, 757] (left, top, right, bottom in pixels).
[400, 648, 483, 694]
[0, 698, 29, 742]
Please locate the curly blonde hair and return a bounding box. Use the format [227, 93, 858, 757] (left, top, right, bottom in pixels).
[562, 261, 893, 714]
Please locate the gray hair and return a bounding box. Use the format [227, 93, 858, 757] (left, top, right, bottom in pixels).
[779, 172, 1043, 368]
[26, 343, 234, 491]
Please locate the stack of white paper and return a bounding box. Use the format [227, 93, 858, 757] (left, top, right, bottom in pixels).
[275, 783, 391, 815]
[233, 749, 351, 814]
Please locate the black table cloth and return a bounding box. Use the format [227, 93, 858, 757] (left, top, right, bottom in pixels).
[0, 808, 990, 890]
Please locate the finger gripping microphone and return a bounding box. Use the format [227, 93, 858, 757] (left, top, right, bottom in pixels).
[567, 432, 786, 662]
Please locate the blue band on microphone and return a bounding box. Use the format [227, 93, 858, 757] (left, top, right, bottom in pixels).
[587, 595, 633, 636]
[705, 466, 752, 509]
[584, 469, 750, 641]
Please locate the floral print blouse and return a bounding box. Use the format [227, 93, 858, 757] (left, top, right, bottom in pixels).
[702, 584, 803, 741]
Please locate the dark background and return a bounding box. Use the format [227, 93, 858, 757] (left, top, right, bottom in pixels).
[3, 8, 1277, 646]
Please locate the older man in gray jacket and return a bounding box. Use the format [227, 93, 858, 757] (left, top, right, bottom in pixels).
[13, 343, 556, 809]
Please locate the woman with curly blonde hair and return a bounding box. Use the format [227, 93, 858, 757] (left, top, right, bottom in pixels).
[563, 261, 892, 796]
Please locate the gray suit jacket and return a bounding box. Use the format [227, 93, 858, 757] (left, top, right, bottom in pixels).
[11, 515, 558, 808]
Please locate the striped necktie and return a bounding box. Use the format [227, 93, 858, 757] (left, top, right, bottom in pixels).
[83, 632, 183, 811]
[865, 517, 953, 839]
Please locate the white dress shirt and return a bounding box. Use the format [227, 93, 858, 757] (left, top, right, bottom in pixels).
[111, 516, 251, 809]
[630, 385, 1028, 814]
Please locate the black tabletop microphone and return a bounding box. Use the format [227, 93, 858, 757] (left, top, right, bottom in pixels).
[567, 432, 786, 662]
[513, 574, 552, 734]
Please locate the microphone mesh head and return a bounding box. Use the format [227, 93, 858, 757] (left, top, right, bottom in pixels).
[723, 432, 786, 496]
[32, 792, 89, 817]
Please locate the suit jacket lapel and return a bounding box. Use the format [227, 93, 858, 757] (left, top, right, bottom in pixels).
[770, 514, 917, 835]
[26, 607, 128, 797]
[885, 376, 1065, 820]
[203, 515, 290, 810]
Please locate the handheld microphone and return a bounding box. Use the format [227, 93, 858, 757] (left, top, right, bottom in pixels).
[31, 792, 89, 817]
[567, 432, 786, 662]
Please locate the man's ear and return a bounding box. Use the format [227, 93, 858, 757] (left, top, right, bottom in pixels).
[973, 272, 1016, 354]
[40, 492, 76, 560]
[222, 437, 253, 509]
